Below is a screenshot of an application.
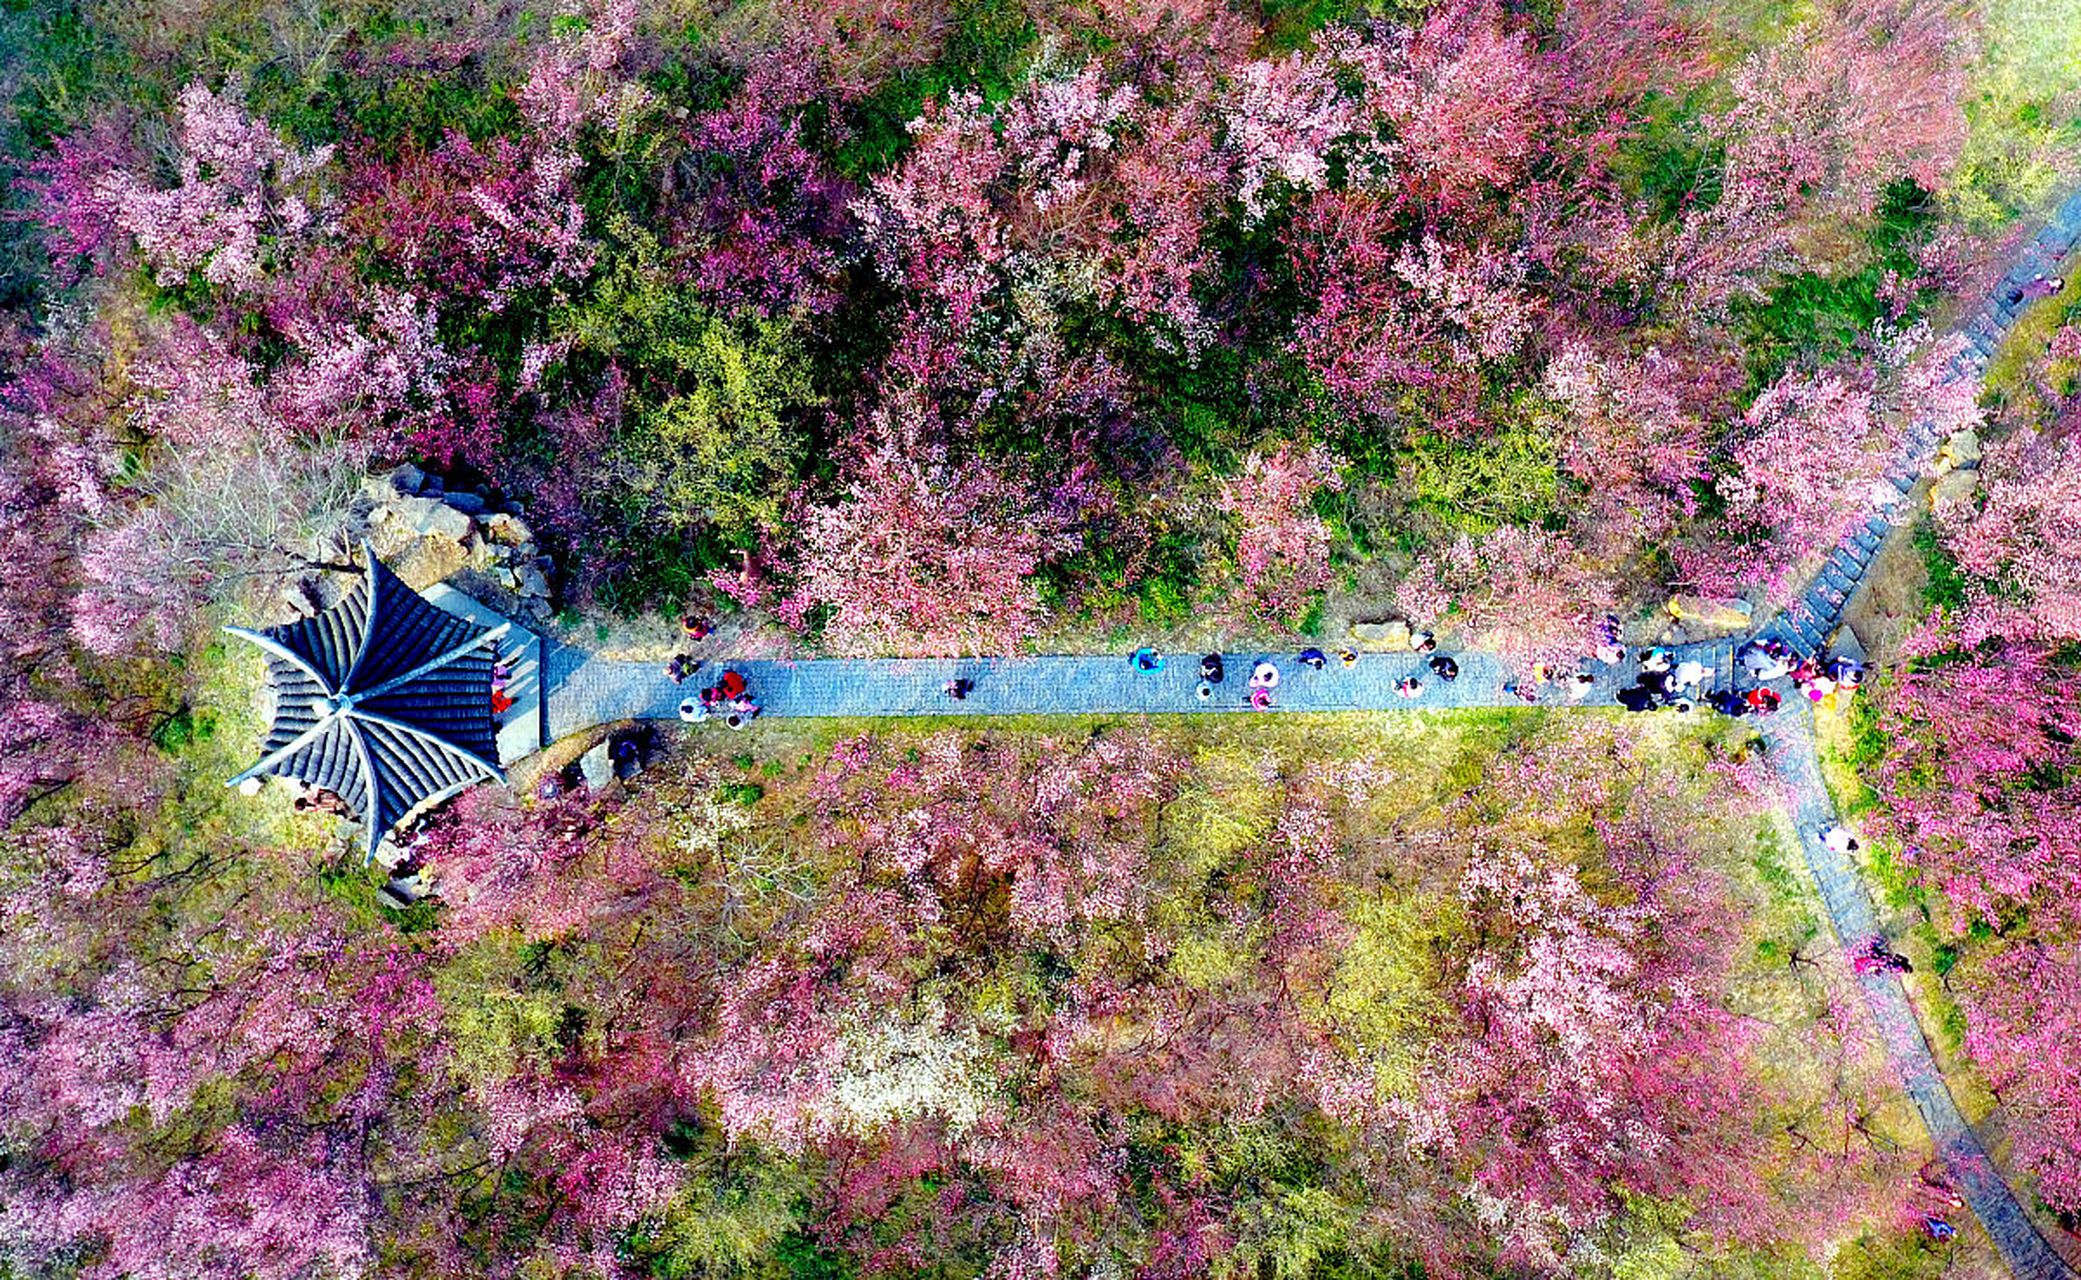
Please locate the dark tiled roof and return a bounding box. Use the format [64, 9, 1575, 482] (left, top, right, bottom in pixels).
[228, 547, 508, 861]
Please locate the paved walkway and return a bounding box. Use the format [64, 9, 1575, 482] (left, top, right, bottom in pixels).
[550, 644, 1631, 732]
[1770, 719, 2076, 1280]
[525, 189, 2081, 1278]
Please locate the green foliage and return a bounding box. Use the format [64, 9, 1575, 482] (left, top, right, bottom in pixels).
[819, 0, 1038, 179]
[1226, 1182, 1355, 1280]
[1912, 520, 1968, 614]
[1732, 181, 1939, 390]
[633, 1137, 816, 1280]
[1860, 838, 1928, 915]
[1317, 889, 1458, 1099]
[1257, 0, 1430, 54]
[720, 781, 767, 807]
[1397, 423, 1560, 535]
[149, 703, 218, 754]
[1, 0, 158, 150]
[553, 218, 818, 608]
[434, 941, 576, 1089]
[1825, 1230, 1946, 1280]
[1610, 89, 1724, 222]
[1949, 0, 2081, 228]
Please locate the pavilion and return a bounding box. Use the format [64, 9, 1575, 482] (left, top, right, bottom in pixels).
[226, 545, 511, 863]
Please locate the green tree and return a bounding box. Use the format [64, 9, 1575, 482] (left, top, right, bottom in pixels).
[559, 218, 817, 545]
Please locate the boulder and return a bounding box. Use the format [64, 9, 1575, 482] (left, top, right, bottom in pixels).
[443, 490, 488, 516]
[390, 463, 427, 494]
[579, 741, 614, 792]
[390, 533, 470, 590]
[1936, 428, 1982, 472]
[1666, 594, 1753, 634]
[483, 512, 532, 545]
[380, 494, 474, 542]
[516, 564, 553, 598]
[1929, 467, 1979, 511]
[1349, 618, 1411, 650]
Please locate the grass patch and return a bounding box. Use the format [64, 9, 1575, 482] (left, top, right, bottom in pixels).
[1911, 520, 1969, 615]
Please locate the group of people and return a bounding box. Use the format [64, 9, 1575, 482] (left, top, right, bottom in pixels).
[1140, 643, 1402, 709]
[490, 642, 516, 715]
[1614, 646, 1716, 713]
[680, 667, 760, 727]
[1606, 634, 1866, 719]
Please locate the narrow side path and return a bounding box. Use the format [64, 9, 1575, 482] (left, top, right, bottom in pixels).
[1770, 718, 2076, 1280]
[1758, 187, 2081, 657]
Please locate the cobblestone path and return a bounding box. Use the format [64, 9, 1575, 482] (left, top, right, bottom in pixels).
[529, 190, 2081, 1277]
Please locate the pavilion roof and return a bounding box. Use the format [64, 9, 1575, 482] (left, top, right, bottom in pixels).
[227, 546, 508, 862]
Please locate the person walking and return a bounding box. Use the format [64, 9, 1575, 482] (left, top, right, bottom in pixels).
[1200, 653, 1225, 684]
[2008, 274, 2064, 304]
[1566, 672, 1596, 703]
[1299, 647, 1328, 670]
[1250, 661, 1280, 689]
[1820, 824, 1860, 855]
[1741, 639, 1791, 681]
[1427, 654, 1459, 682]
[1594, 613, 1625, 665]
[1395, 675, 1423, 698]
[1131, 647, 1165, 672]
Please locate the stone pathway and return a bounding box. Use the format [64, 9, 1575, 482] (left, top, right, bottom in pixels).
[524, 190, 2081, 1277]
[549, 643, 1625, 731]
[1770, 719, 2076, 1280]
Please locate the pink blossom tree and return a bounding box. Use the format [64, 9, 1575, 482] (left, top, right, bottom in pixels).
[1216, 442, 1345, 624]
[1956, 944, 2081, 1216]
[94, 81, 335, 296]
[793, 421, 1081, 655]
[1935, 428, 2081, 645]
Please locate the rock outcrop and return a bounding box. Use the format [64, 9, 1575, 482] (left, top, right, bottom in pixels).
[358, 468, 555, 620]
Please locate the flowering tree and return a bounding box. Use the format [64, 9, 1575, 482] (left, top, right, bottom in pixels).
[1956, 945, 2081, 1216]
[1688, 329, 1975, 605]
[95, 81, 335, 296]
[1867, 642, 2081, 931]
[793, 425, 1081, 655]
[682, 66, 854, 316]
[1935, 429, 2081, 645]
[347, 132, 591, 313]
[1398, 525, 1613, 669]
[1216, 443, 1345, 624]
[1674, 0, 1968, 310]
